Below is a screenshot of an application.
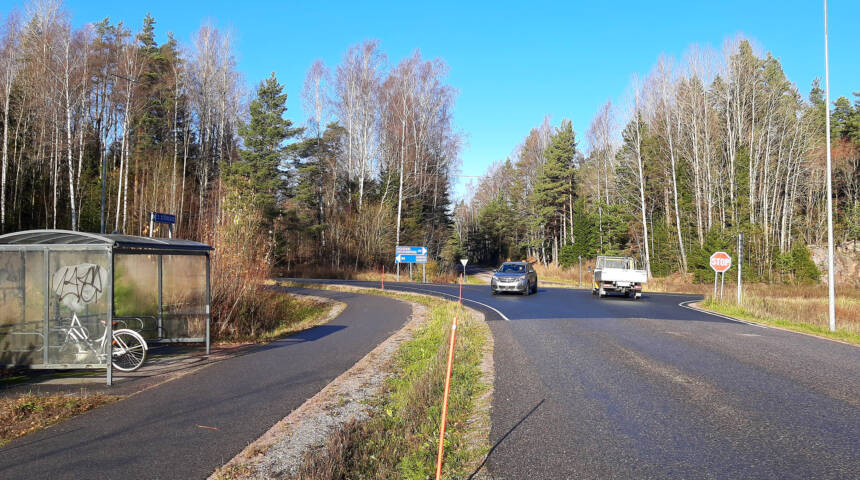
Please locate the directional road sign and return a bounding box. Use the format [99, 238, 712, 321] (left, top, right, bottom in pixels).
[396, 254, 428, 264]
[396, 246, 427, 256]
[151, 212, 176, 224]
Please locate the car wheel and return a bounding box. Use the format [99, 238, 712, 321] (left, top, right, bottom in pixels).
[523, 284, 530, 296]
[532, 282, 537, 294]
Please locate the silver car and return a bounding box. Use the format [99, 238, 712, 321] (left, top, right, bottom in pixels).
[491, 262, 538, 295]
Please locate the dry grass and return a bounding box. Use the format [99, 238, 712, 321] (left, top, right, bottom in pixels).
[702, 285, 860, 344]
[0, 391, 121, 447]
[532, 261, 594, 287]
[212, 291, 339, 343]
[282, 262, 459, 285]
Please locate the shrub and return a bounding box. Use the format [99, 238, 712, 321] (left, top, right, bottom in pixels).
[789, 244, 820, 284]
[207, 182, 276, 341]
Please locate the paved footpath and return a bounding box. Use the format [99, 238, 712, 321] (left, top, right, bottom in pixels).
[0, 287, 411, 480]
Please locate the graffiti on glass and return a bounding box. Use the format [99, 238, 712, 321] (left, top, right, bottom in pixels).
[52, 263, 107, 312]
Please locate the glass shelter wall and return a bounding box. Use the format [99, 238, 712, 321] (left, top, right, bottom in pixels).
[114, 253, 207, 342]
[48, 250, 111, 366]
[114, 254, 159, 339]
[162, 255, 207, 341]
[0, 248, 111, 368]
[0, 250, 47, 366]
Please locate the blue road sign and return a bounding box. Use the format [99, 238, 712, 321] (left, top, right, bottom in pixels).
[395, 254, 428, 264]
[151, 212, 176, 224]
[396, 246, 427, 255]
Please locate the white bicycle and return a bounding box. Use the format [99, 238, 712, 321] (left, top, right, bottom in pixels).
[61, 313, 148, 372]
[51, 262, 148, 371]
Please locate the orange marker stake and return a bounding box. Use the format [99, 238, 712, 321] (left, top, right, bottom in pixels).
[459, 274, 463, 305]
[435, 316, 458, 480]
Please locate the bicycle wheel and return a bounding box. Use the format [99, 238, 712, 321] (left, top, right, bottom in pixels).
[112, 329, 147, 372]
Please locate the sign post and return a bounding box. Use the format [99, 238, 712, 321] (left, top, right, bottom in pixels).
[709, 251, 732, 301]
[579, 256, 582, 287]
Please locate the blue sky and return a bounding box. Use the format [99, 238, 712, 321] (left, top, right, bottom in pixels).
[44, 1, 860, 199]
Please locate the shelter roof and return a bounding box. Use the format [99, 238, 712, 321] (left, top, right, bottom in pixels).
[0, 230, 212, 254]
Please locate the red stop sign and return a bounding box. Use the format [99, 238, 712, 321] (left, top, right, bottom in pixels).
[710, 251, 732, 273]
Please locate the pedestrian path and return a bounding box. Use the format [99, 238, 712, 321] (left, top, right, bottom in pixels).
[0, 287, 411, 480]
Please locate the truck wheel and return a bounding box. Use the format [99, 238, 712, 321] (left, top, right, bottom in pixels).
[598, 286, 606, 298]
[635, 292, 642, 300]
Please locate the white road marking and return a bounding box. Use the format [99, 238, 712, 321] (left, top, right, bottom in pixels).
[386, 284, 512, 322]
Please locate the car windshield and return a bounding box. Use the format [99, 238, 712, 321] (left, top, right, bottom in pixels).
[605, 258, 631, 269]
[499, 264, 525, 273]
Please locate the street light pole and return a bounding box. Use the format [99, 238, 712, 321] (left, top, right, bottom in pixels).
[100, 147, 106, 233]
[823, 0, 837, 332]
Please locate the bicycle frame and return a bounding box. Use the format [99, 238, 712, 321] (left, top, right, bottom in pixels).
[62, 313, 148, 368]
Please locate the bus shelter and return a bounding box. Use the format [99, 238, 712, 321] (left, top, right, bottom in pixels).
[0, 230, 212, 385]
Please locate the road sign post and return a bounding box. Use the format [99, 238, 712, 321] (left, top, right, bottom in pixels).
[710, 251, 732, 301]
[579, 256, 582, 287]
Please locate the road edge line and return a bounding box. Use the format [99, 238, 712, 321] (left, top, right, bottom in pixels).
[383, 284, 511, 322]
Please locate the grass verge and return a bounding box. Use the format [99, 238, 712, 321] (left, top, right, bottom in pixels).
[279, 283, 491, 480]
[214, 289, 343, 344]
[700, 296, 860, 345]
[0, 391, 122, 447]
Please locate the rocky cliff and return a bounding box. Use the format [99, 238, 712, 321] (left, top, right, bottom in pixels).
[809, 242, 860, 287]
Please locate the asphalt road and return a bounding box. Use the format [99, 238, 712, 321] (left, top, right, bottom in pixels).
[0, 287, 411, 480]
[290, 279, 860, 479]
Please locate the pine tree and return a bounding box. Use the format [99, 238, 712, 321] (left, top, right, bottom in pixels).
[531, 119, 577, 263]
[225, 73, 301, 222]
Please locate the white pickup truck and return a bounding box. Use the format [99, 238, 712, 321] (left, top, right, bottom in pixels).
[590, 256, 647, 299]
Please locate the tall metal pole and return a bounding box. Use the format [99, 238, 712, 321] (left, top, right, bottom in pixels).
[100, 149, 106, 233]
[737, 233, 743, 304]
[823, 0, 837, 332]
